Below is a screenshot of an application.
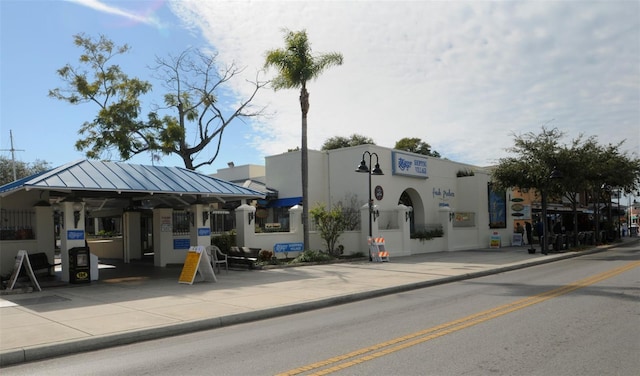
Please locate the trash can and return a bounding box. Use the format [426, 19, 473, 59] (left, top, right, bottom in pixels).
[69, 247, 91, 284]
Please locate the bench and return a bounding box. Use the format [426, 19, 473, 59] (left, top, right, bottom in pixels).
[27, 252, 60, 276]
[223, 247, 262, 269]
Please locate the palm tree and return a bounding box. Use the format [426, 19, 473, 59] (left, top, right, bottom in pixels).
[264, 29, 343, 250]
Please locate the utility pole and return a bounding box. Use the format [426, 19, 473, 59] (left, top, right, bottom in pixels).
[1, 130, 25, 181]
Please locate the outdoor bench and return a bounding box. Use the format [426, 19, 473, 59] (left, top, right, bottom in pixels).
[27, 252, 60, 276]
[223, 246, 262, 269]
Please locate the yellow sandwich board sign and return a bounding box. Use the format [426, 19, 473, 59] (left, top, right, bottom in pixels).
[178, 246, 217, 284]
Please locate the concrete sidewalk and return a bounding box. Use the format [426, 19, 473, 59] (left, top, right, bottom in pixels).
[1, 239, 635, 366]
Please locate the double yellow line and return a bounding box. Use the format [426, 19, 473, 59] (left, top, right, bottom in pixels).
[277, 260, 640, 376]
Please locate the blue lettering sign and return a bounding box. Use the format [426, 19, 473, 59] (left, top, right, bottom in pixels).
[398, 158, 413, 171]
[274, 242, 304, 253]
[392, 151, 428, 178]
[174, 238, 190, 250]
[67, 230, 85, 240]
[197, 227, 211, 236]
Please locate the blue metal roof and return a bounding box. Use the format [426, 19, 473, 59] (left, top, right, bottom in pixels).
[0, 160, 265, 200]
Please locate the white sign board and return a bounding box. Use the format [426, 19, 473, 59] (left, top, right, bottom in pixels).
[391, 151, 428, 178]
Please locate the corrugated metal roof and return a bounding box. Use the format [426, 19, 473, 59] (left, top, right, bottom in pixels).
[0, 160, 265, 199]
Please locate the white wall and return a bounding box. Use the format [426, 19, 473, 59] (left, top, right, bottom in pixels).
[263, 145, 498, 255]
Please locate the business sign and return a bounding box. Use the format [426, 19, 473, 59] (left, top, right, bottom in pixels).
[197, 227, 211, 236]
[67, 230, 85, 240]
[174, 238, 190, 250]
[391, 151, 428, 178]
[274, 242, 304, 253]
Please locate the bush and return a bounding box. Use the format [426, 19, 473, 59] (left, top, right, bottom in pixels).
[411, 227, 444, 241]
[291, 249, 333, 264]
[211, 231, 236, 253]
[258, 249, 274, 262]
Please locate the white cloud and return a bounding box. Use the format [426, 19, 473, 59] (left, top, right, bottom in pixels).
[67, 0, 166, 29]
[168, 0, 639, 166]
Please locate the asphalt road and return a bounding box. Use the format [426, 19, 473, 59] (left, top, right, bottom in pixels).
[3, 242, 638, 376]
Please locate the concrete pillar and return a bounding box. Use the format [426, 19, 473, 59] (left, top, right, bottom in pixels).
[235, 204, 256, 247]
[397, 204, 412, 255]
[438, 206, 454, 251]
[288, 205, 303, 234]
[152, 207, 173, 267]
[123, 211, 142, 263]
[59, 200, 86, 282]
[190, 203, 211, 248]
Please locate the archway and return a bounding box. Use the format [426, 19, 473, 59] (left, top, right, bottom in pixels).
[398, 188, 424, 234]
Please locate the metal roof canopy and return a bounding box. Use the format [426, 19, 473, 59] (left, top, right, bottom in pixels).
[0, 160, 265, 208]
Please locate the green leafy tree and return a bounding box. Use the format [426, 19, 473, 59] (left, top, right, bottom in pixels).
[394, 137, 441, 157]
[491, 127, 565, 253]
[264, 29, 343, 250]
[493, 127, 640, 246]
[321, 134, 375, 150]
[0, 157, 50, 185]
[310, 203, 347, 256]
[49, 34, 266, 170]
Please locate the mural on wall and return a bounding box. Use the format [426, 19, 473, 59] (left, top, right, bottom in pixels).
[488, 183, 506, 228]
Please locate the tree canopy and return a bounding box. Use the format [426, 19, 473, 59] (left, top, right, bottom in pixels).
[491, 126, 640, 245]
[394, 137, 441, 157]
[49, 34, 267, 170]
[321, 134, 375, 150]
[0, 157, 50, 185]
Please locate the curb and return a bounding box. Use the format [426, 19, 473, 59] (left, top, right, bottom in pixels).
[0, 241, 631, 367]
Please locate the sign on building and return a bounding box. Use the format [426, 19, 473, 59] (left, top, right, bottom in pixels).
[391, 151, 428, 178]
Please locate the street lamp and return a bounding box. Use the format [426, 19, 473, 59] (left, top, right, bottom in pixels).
[355, 151, 384, 261]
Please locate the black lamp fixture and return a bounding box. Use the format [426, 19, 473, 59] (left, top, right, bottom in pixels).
[248, 210, 255, 225]
[52, 203, 63, 229]
[202, 211, 210, 226]
[405, 206, 413, 222]
[72, 201, 83, 228]
[355, 151, 384, 261]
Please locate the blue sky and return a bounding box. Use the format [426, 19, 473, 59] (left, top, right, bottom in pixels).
[1, 0, 639, 176]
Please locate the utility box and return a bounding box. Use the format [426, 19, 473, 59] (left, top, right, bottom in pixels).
[69, 247, 91, 284]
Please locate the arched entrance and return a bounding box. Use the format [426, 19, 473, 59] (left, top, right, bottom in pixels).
[398, 188, 424, 234]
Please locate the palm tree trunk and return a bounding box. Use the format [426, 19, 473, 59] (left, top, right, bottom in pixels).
[300, 86, 310, 250]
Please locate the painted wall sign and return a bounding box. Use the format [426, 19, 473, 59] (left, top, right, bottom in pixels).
[391, 151, 428, 178]
[274, 242, 304, 253]
[433, 187, 455, 207]
[67, 230, 85, 240]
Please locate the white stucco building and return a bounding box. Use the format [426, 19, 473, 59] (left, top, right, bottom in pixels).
[216, 144, 512, 257]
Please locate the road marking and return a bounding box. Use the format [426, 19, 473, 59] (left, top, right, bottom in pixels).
[276, 260, 640, 376]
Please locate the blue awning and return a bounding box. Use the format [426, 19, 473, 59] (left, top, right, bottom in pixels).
[268, 197, 302, 208]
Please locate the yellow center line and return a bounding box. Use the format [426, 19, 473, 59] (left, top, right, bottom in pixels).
[276, 260, 640, 376]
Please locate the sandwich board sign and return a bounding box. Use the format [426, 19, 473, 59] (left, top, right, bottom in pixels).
[178, 246, 216, 284]
[7, 250, 41, 292]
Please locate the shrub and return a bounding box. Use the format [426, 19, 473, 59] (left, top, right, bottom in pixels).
[310, 203, 347, 256]
[291, 249, 333, 264]
[258, 249, 274, 262]
[411, 226, 444, 241]
[211, 231, 236, 252]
